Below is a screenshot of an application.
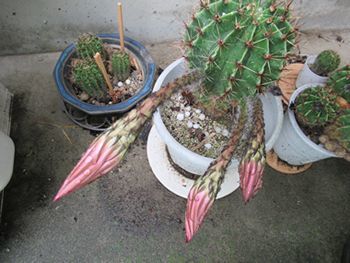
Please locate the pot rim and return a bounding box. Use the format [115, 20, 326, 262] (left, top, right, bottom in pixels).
[153, 58, 283, 163]
[305, 55, 329, 80]
[53, 33, 156, 115]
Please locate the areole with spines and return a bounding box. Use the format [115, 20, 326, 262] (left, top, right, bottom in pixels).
[184, 0, 296, 101]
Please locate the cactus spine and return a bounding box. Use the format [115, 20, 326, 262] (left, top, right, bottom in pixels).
[112, 51, 131, 81]
[310, 50, 340, 76]
[295, 86, 339, 128]
[76, 33, 104, 59]
[184, 0, 296, 102]
[73, 60, 105, 98]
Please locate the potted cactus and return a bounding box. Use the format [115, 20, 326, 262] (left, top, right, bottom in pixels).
[54, 3, 155, 131]
[54, 33, 156, 131]
[274, 65, 350, 165]
[54, 0, 297, 242]
[296, 50, 341, 88]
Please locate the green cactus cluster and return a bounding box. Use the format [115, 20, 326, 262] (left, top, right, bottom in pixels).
[295, 86, 339, 128]
[184, 0, 296, 103]
[76, 33, 104, 59]
[327, 65, 350, 102]
[73, 60, 106, 98]
[310, 50, 340, 77]
[112, 51, 131, 81]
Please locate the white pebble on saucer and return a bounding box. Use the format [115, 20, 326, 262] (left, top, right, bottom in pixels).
[222, 129, 229, 137]
[125, 79, 131, 85]
[117, 81, 124, 87]
[204, 143, 212, 149]
[214, 127, 222, 133]
[177, 113, 185, 121]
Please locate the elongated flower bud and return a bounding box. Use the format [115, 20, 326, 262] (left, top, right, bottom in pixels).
[54, 71, 201, 201]
[239, 97, 265, 203]
[185, 103, 246, 242]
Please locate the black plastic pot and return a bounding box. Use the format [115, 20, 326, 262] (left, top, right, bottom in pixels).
[53, 33, 156, 131]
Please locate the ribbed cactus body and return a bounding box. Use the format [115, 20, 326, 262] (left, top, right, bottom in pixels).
[325, 110, 350, 152]
[295, 86, 339, 128]
[337, 110, 350, 150]
[327, 65, 350, 102]
[310, 50, 340, 76]
[73, 60, 105, 98]
[76, 33, 104, 60]
[184, 0, 295, 100]
[112, 51, 131, 81]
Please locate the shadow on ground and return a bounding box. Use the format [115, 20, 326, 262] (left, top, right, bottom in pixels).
[0, 37, 349, 262]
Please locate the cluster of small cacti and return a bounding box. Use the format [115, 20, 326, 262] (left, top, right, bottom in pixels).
[310, 50, 341, 76]
[320, 67, 350, 158]
[73, 60, 105, 98]
[184, 0, 296, 105]
[73, 33, 133, 100]
[295, 86, 339, 128]
[295, 62, 350, 160]
[76, 33, 104, 60]
[112, 51, 131, 81]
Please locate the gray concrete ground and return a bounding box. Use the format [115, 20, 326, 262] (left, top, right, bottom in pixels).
[0, 32, 349, 262]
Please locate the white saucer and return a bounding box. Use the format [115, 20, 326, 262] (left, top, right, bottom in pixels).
[147, 126, 240, 199]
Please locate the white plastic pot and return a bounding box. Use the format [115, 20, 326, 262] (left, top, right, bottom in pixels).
[152, 58, 284, 175]
[273, 83, 337, 165]
[295, 55, 328, 88]
[0, 130, 15, 191]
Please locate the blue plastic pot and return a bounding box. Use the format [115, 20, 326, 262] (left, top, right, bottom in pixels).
[53, 33, 156, 130]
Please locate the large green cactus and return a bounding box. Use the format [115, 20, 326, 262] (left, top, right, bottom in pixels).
[184, 0, 296, 102]
[327, 65, 350, 102]
[295, 86, 339, 128]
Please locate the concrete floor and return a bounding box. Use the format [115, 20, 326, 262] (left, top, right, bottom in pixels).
[0, 31, 350, 262]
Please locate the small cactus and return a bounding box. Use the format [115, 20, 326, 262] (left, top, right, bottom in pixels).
[327, 65, 350, 102]
[334, 110, 350, 151]
[76, 33, 104, 59]
[310, 50, 340, 76]
[111, 51, 131, 81]
[322, 109, 350, 159]
[73, 60, 106, 98]
[295, 86, 339, 128]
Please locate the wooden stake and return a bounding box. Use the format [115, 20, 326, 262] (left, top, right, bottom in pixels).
[117, 2, 125, 52]
[93, 52, 114, 96]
